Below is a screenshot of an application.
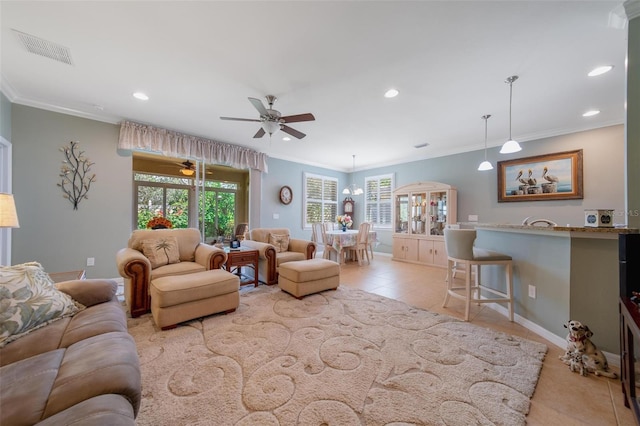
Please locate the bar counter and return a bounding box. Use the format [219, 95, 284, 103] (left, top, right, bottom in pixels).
[455, 223, 637, 356]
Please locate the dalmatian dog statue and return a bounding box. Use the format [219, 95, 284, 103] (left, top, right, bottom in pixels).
[559, 320, 618, 379]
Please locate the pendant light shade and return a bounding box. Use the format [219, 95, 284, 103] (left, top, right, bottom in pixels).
[500, 75, 522, 154]
[342, 155, 364, 195]
[478, 114, 494, 171]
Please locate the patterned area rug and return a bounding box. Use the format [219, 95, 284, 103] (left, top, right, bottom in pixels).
[129, 286, 547, 425]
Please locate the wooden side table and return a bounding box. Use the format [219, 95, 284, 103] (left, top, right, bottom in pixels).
[49, 270, 86, 283]
[224, 247, 259, 287]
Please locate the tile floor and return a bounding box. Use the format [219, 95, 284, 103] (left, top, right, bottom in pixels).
[335, 254, 635, 426]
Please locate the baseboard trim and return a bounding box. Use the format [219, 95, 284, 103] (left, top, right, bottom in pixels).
[485, 302, 620, 367]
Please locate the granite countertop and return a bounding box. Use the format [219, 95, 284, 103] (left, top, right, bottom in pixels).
[458, 222, 639, 234]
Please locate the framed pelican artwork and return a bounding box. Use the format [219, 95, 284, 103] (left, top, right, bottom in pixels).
[497, 149, 583, 202]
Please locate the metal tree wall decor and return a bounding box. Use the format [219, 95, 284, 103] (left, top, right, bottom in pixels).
[57, 141, 96, 210]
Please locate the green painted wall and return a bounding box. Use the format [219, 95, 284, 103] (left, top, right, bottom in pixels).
[11, 105, 132, 278]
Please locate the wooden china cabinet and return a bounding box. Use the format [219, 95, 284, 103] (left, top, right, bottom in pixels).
[392, 182, 457, 267]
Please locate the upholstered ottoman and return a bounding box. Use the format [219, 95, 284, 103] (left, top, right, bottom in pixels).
[278, 259, 340, 299]
[150, 269, 240, 329]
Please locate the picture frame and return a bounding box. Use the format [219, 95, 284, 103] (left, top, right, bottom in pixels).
[497, 149, 583, 202]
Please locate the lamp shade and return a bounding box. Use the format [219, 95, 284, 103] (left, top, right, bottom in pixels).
[499, 139, 522, 154]
[261, 121, 281, 136]
[477, 160, 494, 171]
[0, 193, 20, 228]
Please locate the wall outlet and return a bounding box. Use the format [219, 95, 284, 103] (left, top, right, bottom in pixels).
[468, 214, 479, 222]
[528, 284, 536, 299]
[86, 257, 95, 267]
[273, 213, 279, 219]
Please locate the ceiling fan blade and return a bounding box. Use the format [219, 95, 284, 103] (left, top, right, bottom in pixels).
[248, 97, 269, 116]
[281, 113, 315, 123]
[220, 116, 261, 122]
[281, 125, 306, 139]
[253, 128, 266, 138]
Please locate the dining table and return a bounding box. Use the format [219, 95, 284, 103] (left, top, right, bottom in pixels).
[325, 229, 378, 263]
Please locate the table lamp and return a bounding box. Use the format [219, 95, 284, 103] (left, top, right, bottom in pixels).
[0, 193, 20, 228]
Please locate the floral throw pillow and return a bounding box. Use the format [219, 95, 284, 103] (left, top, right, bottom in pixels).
[0, 262, 85, 348]
[269, 233, 290, 253]
[141, 236, 181, 269]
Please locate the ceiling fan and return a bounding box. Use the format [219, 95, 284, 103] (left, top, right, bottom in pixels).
[176, 160, 213, 176]
[177, 160, 196, 176]
[220, 95, 315, 139]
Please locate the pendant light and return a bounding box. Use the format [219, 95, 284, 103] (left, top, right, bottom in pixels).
[478, 114, 494, 171]
[342, 154, 364, 195]
[500, 75, 522, 154]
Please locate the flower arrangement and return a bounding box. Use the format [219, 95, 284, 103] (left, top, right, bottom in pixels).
[147, 216, 173, 229]
[336, 214, 353, 229]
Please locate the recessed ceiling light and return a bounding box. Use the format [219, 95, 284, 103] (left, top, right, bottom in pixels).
[588, 65, 613, 77]
[583, 110, 600, 117]
[133, 92, 149, 101]
[384, 88, 399, 98]
[282, 136, 291, 141]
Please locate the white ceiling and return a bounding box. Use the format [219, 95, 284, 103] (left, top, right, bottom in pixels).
[0, 1, 629, 172]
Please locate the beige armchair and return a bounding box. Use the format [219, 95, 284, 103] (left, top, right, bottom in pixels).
[241, 228, 316, 285]
[116, 228, 227, 317]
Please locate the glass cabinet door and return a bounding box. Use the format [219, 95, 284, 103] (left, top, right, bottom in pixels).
[411, 192, 427, 235]
[429, 191, 447, 235]
[395, 193, 409, 233]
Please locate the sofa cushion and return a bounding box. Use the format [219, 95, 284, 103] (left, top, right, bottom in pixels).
[0, 298, 127, 367]
[36, 394, 135, 426]
[150, 261, 206, 280]
[129, 228, 201, 262]
[276, 251, 307, 266]
[44, 332, 141, 419]
[0, 348, 65, 426]
[0, 262, 84, 348]
[141, 236, 181, 269]
[269, 233, 290, 253]
[56, 279, 117, 307]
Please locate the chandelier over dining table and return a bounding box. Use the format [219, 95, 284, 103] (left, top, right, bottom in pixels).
[342, 154, 363, 195]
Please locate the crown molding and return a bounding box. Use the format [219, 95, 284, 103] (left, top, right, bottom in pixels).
[625, 0, 640, 20]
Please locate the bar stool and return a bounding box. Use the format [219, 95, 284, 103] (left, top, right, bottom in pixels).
[442, 229, 514, 321]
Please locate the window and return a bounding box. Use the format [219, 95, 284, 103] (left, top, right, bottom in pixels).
[364, 174, 393, 228]
[134, 174, 193, 229]
[304, 173, 338, 228]
[134, 173, 239, 241]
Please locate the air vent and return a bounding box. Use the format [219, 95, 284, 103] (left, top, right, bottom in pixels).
[12, 29, 74, 66]
[414, 143, 429, 149]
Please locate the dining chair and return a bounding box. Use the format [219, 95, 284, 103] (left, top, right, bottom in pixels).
[311, 222, 324, 258]
[347, 222, 371, 266]
[321, 225, 343, 264]
[442, 228, 513, 321]
[367, 222, 375, 260]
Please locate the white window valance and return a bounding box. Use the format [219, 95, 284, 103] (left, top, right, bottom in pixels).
[118, 120, 269, 172]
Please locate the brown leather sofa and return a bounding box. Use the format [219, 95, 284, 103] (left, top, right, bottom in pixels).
[241, 228, 316, 285]
[116, 228, 227, 318]
[0, 279, 141, 425]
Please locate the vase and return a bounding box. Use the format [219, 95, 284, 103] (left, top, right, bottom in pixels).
[342, 224, 347, 232]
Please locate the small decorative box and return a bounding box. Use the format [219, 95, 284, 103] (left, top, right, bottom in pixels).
[584, 209, 614, 227]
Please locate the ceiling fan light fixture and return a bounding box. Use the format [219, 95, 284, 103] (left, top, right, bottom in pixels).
[261, 120, 281, 136]
[500, 75, 522, 154]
